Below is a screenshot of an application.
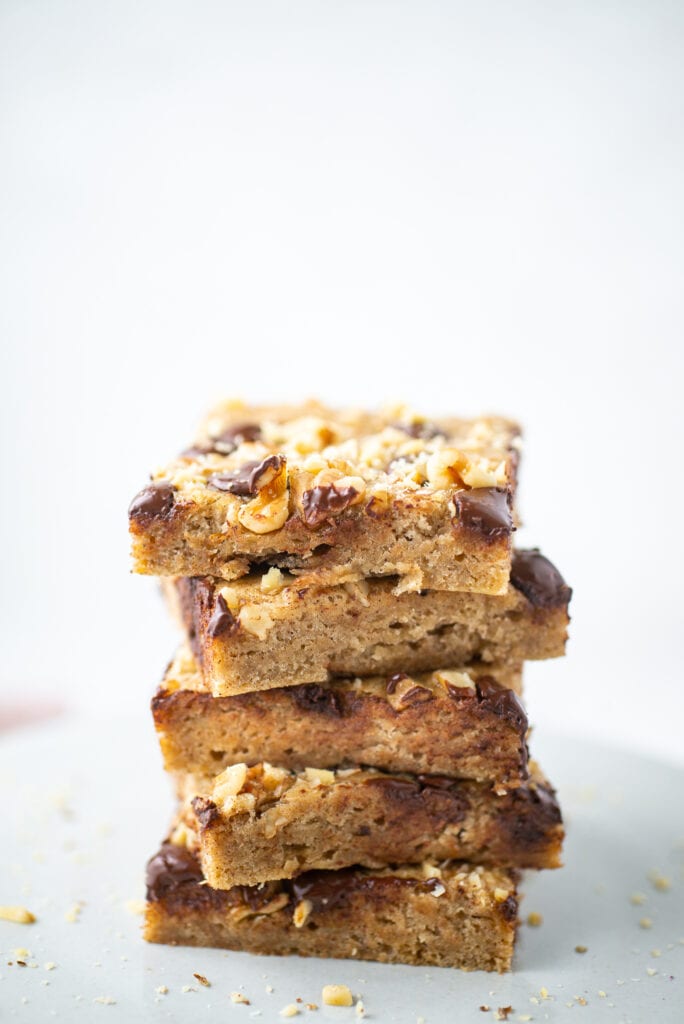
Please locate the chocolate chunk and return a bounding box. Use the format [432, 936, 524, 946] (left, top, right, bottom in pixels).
[301, 483, 359, 527]
[146, 843, 204, 900]
[386, 673, 408, 695]
[213, 423, 262, 449]
[511, 549, 572, 609]
[190, 795, 221, 829]
[291, 684, 343, 717]
[399, 684, 434, 707]
[391, 421, 445, 441]
[207, 594, 238, 638]
[498, 894, 519, 923]
[476, 677, 528, 735]
[451, 487, 512, 539]
[128, 482, 175, 521]
[207, 455, 284, 497]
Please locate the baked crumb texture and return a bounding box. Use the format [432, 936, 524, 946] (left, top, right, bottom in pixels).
[132, 400, 570, 972]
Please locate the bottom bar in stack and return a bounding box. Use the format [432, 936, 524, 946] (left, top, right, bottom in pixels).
[145, 842, 519, 972]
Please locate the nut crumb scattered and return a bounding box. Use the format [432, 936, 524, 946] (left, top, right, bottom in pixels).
[194, 973, 210, 988]
[355, 1000, 365, 1017]
[479, 1008, 490, 1014]
[526, 912, 543, 927]
[231, 991, 250, 1004]
[45, 962, 57, 971]
[181, 985, 197, 993]
[651, 949, 662, 958]
[597, 990, 606, 998]
[0, 906, 36, 924]
[648, 872, 671, 892]
[65, 902, 83, 923]
[266, 984, 274, 993]
[155, 986, 168, 995]
[495, 1008, 513, 1022]
[639, 917, 653, 929]
[305, 1004, 318, 1011]
[646, 968, 657, 977]
[630, 892, 647, 905]
[322, 984, 353, 1007]
[125, 899, 146, 916]
[576, 997, 587, 1006]
[280, 1005, 299, 1017]
[93, 996, 116, 1005]
[517, 1017, 532, 1022]
[539, 988, 551, 1001]
[574, 945, 588, 954]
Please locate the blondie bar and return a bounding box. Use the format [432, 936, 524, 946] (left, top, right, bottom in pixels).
[175, 762, 562, 887]
[167, 548, 570, 694]
[144, 842, 519, 971]
[129, 401, 520, 592]
[153, 647, 528, 786]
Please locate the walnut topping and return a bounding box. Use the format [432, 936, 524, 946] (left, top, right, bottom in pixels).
[213, 763, 248, 804]
[231, 892, 290, 923]
[293, 899, 313, 928]
[260, 567, 287, 594]
[303, 767, 335, 786]
[0, 906, 36, 924]
[322, 984, 354, 1007]
[238, 604, 275, 639]
[237, 457, 289, 534]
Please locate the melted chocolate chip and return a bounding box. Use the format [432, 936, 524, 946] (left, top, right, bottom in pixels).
[386, 673, 408, 695]
[146, 843, 204, 900]
[301, 484, 359, 527]
[498, 893, 519, 923]
[128, 482, 175, 521]
[291, 684, 343, 717]
[399, 684, 434, 706]
[511, 549, 572, 609]
[476, 677, 528, 735]
[207, 455, 284, 497]
[236, 880, 283, 911]
[391, 421, 445, 441]
[207, 594, 238, 638]
[212, 423, 262, 451]
[291, 869, 355, 913]
[451, 487, 512, 539]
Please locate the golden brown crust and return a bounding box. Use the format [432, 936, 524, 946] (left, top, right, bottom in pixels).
[176, 762, 563, 887]
[167, 548, 570, 694]
[144, 843, 519, 972]
[129, 401, 520, 592]
[152, 649, 528, 786]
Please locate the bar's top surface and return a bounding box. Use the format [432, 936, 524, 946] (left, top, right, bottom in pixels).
[134, 399, 520, 509]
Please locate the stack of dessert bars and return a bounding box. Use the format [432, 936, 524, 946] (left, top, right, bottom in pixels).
[128, 401, 571, 973]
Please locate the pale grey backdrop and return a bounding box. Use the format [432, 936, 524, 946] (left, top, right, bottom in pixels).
[1, 0, 682, 761]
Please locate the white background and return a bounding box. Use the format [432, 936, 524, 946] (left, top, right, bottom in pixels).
[1, 1, 682, 763]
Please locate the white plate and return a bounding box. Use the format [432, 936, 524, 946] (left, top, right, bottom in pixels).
[1, 718, 682, 1023]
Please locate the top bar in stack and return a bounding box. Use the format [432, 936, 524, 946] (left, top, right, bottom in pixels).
[128, 401, 520, 592]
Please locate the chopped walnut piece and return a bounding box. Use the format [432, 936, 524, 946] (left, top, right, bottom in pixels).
[238, 457, 289, 534]
[302, 767, 335, 787]
[293, 899, 313, 928]
[213, 763, 248, 804]
[239, 604, 275, 639]
[193, 973, 210, 987]
[0, 906, 35, 924]
[261, 567, 287, 594]
[322, 985, 353, 1007]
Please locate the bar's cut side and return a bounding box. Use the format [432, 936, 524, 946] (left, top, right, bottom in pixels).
[167, 547, 571, 694]
[129, 401, 520, 592]
[153, 648, 528, 786]
[144, 843, 519, 972]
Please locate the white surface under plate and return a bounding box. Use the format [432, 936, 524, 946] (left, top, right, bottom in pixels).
[0, 718, 682, 1023]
